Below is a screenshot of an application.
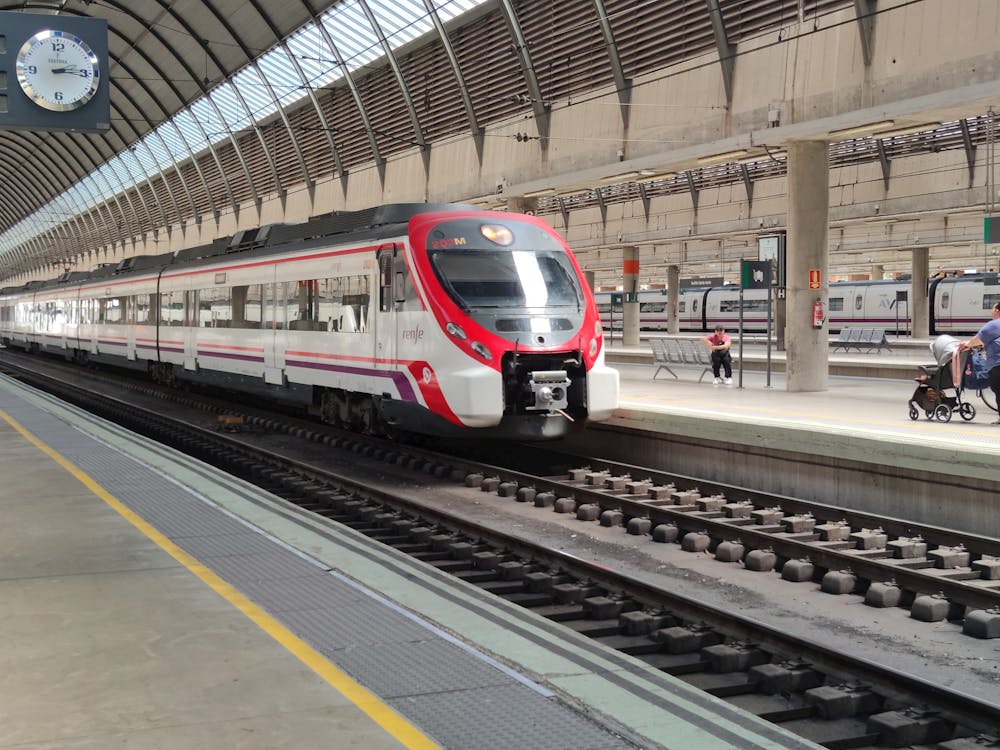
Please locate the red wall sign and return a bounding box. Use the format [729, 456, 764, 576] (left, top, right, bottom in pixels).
[809, 269, 821, 289]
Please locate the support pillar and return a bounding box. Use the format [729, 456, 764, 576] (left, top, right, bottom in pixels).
[622, 246, 640, 347]
[584, 270, 596, 292]
[870, 264, 884, 280]
[910, 247, 929, 339]
[786, 141, 829, 392]
[667, 265, 680, 334]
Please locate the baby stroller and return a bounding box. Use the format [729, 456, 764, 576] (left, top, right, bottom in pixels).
[908, 335, 976, 422]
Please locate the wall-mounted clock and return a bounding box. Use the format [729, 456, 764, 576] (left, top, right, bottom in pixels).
[15, 29, 101, 112]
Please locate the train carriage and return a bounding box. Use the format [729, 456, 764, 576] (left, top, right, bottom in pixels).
[0, 204, 618, 441]
[595, 273, 1000, 336]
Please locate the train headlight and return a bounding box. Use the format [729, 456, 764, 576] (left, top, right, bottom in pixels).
[480, 224, 514, 246]
[589, 338, 598, 357]
[445, 322, 467, 340]
[471, 341, 493, 361]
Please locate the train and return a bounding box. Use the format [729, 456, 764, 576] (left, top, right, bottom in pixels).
[0, 203, 619, 441]
[595, 275, 1000, 335]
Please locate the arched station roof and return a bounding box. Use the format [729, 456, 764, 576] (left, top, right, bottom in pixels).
[0, 0, 996, 284]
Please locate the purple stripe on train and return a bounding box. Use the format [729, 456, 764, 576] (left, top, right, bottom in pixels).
[284, 359, 416, 402]
[197, 350, 266, 363]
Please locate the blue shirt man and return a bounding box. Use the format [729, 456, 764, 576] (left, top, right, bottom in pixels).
[962, 303, 1000, 423]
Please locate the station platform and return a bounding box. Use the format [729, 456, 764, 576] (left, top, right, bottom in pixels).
[0, 373, 822, 750]
[594, 342, 1000, 537]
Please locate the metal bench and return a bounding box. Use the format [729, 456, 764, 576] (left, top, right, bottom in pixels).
[650, 338, 678, 380]
[831, 327, 891, 353]
[650, 338, 736, 382]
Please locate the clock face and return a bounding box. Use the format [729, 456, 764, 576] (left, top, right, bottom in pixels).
[16, 30, 101, 112]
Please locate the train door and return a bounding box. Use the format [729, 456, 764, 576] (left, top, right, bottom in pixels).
[125, 294, 137, 360]
[851, 288, 865, 326]
[375, 247, 397, 372]
[262, 269, 283, 385]
[951, 277, 990, 334]
[676, 290, 692, 329]
[183, 289, 199, 371]
[933, 278, 958, 333]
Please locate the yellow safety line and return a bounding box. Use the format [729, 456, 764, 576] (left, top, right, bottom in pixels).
[0, 409, 438, 750]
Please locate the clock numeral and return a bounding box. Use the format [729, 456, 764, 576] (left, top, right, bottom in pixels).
[26, 65, 37, 75]
[51, 42, 65, 52]
[54, 91, 63, 101]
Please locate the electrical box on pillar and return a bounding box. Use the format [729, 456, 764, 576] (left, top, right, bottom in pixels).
[812, 299, 824, 329]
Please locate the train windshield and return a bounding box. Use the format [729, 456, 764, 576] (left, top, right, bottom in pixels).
[430, 249, 582, 311]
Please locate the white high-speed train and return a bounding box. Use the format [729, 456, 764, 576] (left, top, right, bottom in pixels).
[0, 203, 619, 440]
[595, 275, 1000, 335]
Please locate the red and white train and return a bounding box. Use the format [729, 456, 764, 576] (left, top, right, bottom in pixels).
[596, 275, 1000, 335]
[0, 204, 618, 440]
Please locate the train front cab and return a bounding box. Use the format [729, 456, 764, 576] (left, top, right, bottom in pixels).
[400, 210, 618, 440]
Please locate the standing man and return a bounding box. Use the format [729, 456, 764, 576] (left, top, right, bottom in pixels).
[702, 324, 733, 385]
[961, 302, 1000, 424]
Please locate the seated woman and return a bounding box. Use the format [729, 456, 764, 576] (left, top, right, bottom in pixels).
[701, 325, 732, 385]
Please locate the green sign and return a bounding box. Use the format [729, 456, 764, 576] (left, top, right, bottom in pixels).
[986, 217, 1000, 244]
[741, 260, 771, 289]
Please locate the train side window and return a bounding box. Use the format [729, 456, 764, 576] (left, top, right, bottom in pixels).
[854, 294, 863, 311]
[983, 293, 1000, 310]
[227, 286, 246, 328]
[692, 299, 699, 314]
[679, 301, 686, 313]
[941, 292, 949, 310]
[197, 287, 231, 327]
[393, 254, 422, 312]
[99, 297, 125, 325]
[135, 294, 152, 324]
[828, 297, 844, 312]
[242, 285, 263, 328]
[322, 275, 370, 333]
[160, 291, 183, 326]
[378, 252, 393, 313]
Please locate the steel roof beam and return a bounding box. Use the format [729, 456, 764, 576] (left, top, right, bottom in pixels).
[496, 0, 550, 145]
[307, 8, 386, 184]
[854, 0, 877, 67]
[592, 0, 631, 129]
[421, 0, 484, 160]
[358, 0, 429, 173]
[705, 0, 734, 103]
[960, 118, 977, 188]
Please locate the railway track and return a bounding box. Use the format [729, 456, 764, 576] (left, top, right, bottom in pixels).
[3, 352, 1000, 748]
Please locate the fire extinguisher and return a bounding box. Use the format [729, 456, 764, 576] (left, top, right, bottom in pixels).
[812, 298, 824, 329]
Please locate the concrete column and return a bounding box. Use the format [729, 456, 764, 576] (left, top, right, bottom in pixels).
[622, 246, 640, 347]
[667, 264, 680, 334]
[786, 141, 829, 392]
[910, 247, 929, 338]
[584, 270, 595, 292]
[870, 264, 884, 280]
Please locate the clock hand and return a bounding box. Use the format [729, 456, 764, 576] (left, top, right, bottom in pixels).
[50, 66, 89, 77]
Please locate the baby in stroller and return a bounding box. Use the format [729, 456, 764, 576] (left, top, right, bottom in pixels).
[909, 335, 977, 422]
